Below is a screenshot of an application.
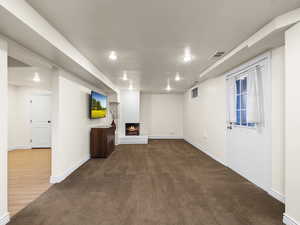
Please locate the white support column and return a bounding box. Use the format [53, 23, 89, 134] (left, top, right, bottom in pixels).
[0, 38, 10, 225]
[50, 70, 61, 184]
[284, 22, 300, 225]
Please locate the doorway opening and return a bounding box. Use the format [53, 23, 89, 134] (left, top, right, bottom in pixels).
[7, 57, 53, 216]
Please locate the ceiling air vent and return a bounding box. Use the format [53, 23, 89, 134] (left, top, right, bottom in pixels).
[211, 51, 225, 59]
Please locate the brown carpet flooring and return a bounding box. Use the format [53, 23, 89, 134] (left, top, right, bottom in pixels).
[8, 140, 284, 225]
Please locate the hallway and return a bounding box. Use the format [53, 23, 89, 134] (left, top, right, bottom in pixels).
[8, 140, 284, 225]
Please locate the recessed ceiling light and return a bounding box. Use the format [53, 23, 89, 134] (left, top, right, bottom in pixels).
[183, 47, 193, 63]
[166, 84, 171, 91]
[175, 72, 181, 81]
[129, 82, 133, 90]
[122, 71, 128, 81]
[33, 72, 40, 82]
[109, 51, 117, 61]
[166, 79, 171, 91]
[183, 55, 192, 63]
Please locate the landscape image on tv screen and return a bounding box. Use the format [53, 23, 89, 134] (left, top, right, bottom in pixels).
[90, 91, 107, 119]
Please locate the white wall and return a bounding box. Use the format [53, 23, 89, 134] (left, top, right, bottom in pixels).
[7, 85, 51, 150]
[183, 48, 285, 199]
[140, 93, 183, 138]
[271, 46, 285, 200]
[7, 85, 18, 150]
[0, 38, 9, 224]
[183, 76, 227, 164]
[284, 22, 300, 224]
[51, 70, 112, 183]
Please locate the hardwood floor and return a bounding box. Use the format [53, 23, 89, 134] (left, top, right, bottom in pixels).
[8, 149, 52, 216]
[8, 140, 284, 225]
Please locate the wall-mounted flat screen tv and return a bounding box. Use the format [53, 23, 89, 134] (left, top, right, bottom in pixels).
[90, 91, 107, 119]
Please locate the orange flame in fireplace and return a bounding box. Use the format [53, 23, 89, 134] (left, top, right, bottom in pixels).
[128, 126, 137, 131]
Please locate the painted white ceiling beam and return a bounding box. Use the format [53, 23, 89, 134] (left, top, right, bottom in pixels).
[0, 0, 119, 94]
[199, 8, 300, 80]
[0, 33, 53, 69]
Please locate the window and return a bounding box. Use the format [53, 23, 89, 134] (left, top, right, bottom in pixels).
[191, 87, 198, 98]
[235, 77, 255, 127]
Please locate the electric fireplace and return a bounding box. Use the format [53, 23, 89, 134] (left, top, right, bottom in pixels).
[125, 123, 140, 136]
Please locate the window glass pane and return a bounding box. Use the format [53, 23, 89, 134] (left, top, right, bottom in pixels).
[236, 110, 241, 125]
[236, 80, 241, 94]
[241, 110, 247, 125]
[241, 78, 247, 93]
[236, 95, 241, 109]
[241, 94, 247, 109]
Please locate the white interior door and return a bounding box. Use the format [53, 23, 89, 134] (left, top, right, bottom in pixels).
[31, 94, 51, 148]
[226, 56, 271, 191]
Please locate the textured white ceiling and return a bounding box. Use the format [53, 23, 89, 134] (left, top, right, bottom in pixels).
[24, 0, 300, 92]
[8, 67, 53, 90]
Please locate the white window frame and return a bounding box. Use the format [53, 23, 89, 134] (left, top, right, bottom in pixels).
[225, 53, 269, 130]
[234, 75, 257, 129]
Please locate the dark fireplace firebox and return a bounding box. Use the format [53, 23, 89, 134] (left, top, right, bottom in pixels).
[125, 123, 140, 136]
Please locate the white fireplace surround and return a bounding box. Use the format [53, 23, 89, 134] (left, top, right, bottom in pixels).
[119, 135, 148, 144]
[118, 90, 148, 144]
[119, 122, 148, 144]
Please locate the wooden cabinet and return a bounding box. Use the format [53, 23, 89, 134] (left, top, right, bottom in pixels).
[90, 127, 116, 158]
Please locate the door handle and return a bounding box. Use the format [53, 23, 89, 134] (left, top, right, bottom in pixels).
[48, 121, 51, 123]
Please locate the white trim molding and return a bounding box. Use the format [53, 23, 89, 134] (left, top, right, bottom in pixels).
[8, 145, 32, 151]
[283, 213, 300, 225]
[268, 189, 285, 203]
[0, 38, 8, 225]
[0, 213, 10, 225]
[148, 136, 183, 140]
[184, 138, 227, 166]
[224, 52, 271, 78]
[50, 155, 90, 183]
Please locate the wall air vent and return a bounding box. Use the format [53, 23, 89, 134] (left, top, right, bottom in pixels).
[191, 87, 198, 98]
[211, 51, 225, 59]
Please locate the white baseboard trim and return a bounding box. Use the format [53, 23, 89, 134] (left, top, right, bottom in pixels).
[8, 145, 31, 151]
[0, 213, 10, 225]
[184, 138, 227, 166]
[148, 136, 183, 139]
[50, 155, 90, 183]
[283, 213, 300, 225]
[268, 189, 285, 203]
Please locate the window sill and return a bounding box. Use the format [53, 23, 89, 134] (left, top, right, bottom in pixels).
[232, 125, 257, 129]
